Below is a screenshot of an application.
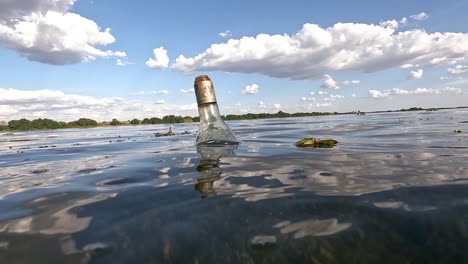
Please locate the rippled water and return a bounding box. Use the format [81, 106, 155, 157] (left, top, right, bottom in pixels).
[1, 109, 467, 263]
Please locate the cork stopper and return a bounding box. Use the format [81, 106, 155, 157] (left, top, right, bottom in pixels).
[194, 75, 217, 105]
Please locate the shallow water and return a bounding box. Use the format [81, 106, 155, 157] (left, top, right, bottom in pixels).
[0, 109, 467, 263]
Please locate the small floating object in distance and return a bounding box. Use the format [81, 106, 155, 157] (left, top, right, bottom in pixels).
[295, 138, 338, 148]
[453, 130, 462, 133]
[155, 127, 175, 137]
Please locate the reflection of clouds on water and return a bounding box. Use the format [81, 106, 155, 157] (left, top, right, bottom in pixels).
[214, 150, 468, 200]
[0, 193, 115, 235]
[0, 155, 119, 199]
[275, 218, 351, 239]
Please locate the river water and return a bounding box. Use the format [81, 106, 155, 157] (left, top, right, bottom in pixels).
[0, 109, 467, 263]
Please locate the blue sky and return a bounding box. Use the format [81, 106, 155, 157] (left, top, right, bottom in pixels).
[1, 0, 468, 121]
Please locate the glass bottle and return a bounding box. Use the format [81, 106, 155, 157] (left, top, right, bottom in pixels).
[194, 75, 239, 145]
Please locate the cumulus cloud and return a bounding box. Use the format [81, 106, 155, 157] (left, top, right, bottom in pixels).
[321, 75, 339, 89]
[219, 30, 231, 37]
[241, 84, 259, 94]
[179, 89, 194, 94]
[0, 88, 198, 121]
[410, 12, 429, 21]
[0, 0, 126, 65]
[448, 65, 468, 74]
[146, 47, 169, 69]
[407, 69, 424, 79]
[369, 87, 462, 98]
[172, 18, 468, 80]
[258, 101, 266, 108]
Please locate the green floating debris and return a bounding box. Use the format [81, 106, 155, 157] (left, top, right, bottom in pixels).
[295, 138, 338, 148]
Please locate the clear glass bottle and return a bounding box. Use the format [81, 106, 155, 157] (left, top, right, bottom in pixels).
[194, 75, 239, 145]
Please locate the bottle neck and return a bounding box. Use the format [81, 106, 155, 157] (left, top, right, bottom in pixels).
[198, 103, 222, 123]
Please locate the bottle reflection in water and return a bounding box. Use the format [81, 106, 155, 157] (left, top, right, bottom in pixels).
[194, 75, 239, 145]
[195, 144, 237, 198]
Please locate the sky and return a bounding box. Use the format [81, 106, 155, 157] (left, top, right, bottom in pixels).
[1, 0, 468, 122]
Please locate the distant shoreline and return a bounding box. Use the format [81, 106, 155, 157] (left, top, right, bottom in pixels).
[1, 106, 467, 133]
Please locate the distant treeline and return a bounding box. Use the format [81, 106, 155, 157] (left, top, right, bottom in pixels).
[3, 106, 467, 132]
[0, 111, 337, 132]
[222, 111, 337, 120]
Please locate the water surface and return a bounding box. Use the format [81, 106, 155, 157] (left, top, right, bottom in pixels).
[0, 109, 467, 263]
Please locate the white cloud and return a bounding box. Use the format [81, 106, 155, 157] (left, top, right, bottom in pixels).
[324, 94, 345, 101]
[0, 88, 199, 121]
[146, 47, 170, 69]
[316, 102, 331, 107]
[400, 63, 418, 69]
[172, 17, 468, 79]
[321, 75, 339, 89]
[301, 97, 316, 102]
[274, 104, 282, 110]
[440, 76, 452, 81]
[219, 30, 231, 37]
[116, 59, 133, 66]
[352, 93, 356, 97]
[310, 91, 315, 95]
[399, 17, 408, 24]
[179, 89, 194, 94]
[318, 91, 327, 95]
[408, 69, 424, 79]
[241, 84, 259, 94]
[0, 0, 125, 65]
[131, 90, 168, 95]
[172, 17, 468, 80]
[410, 12, 429, 21]
[341, 80, 360, 86]
[258, 101, 266, 108]
[153, 90, 169, 94]
[448, 65, 468, 74]
[369, 87, 462, 98]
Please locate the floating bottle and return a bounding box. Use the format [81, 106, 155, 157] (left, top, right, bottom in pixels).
[194, 75, 239, 145]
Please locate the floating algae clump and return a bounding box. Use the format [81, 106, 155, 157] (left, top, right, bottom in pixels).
[295, 138, 338, 148]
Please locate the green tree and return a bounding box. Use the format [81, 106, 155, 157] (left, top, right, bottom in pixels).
[130, 118, 140, 125]
[68, 118, 98, 128]
[110, 119, 121, 126]
[8, 119, 32, 130]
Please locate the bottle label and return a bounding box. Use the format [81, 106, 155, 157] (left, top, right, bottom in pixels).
[195, 80, 217, 105]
